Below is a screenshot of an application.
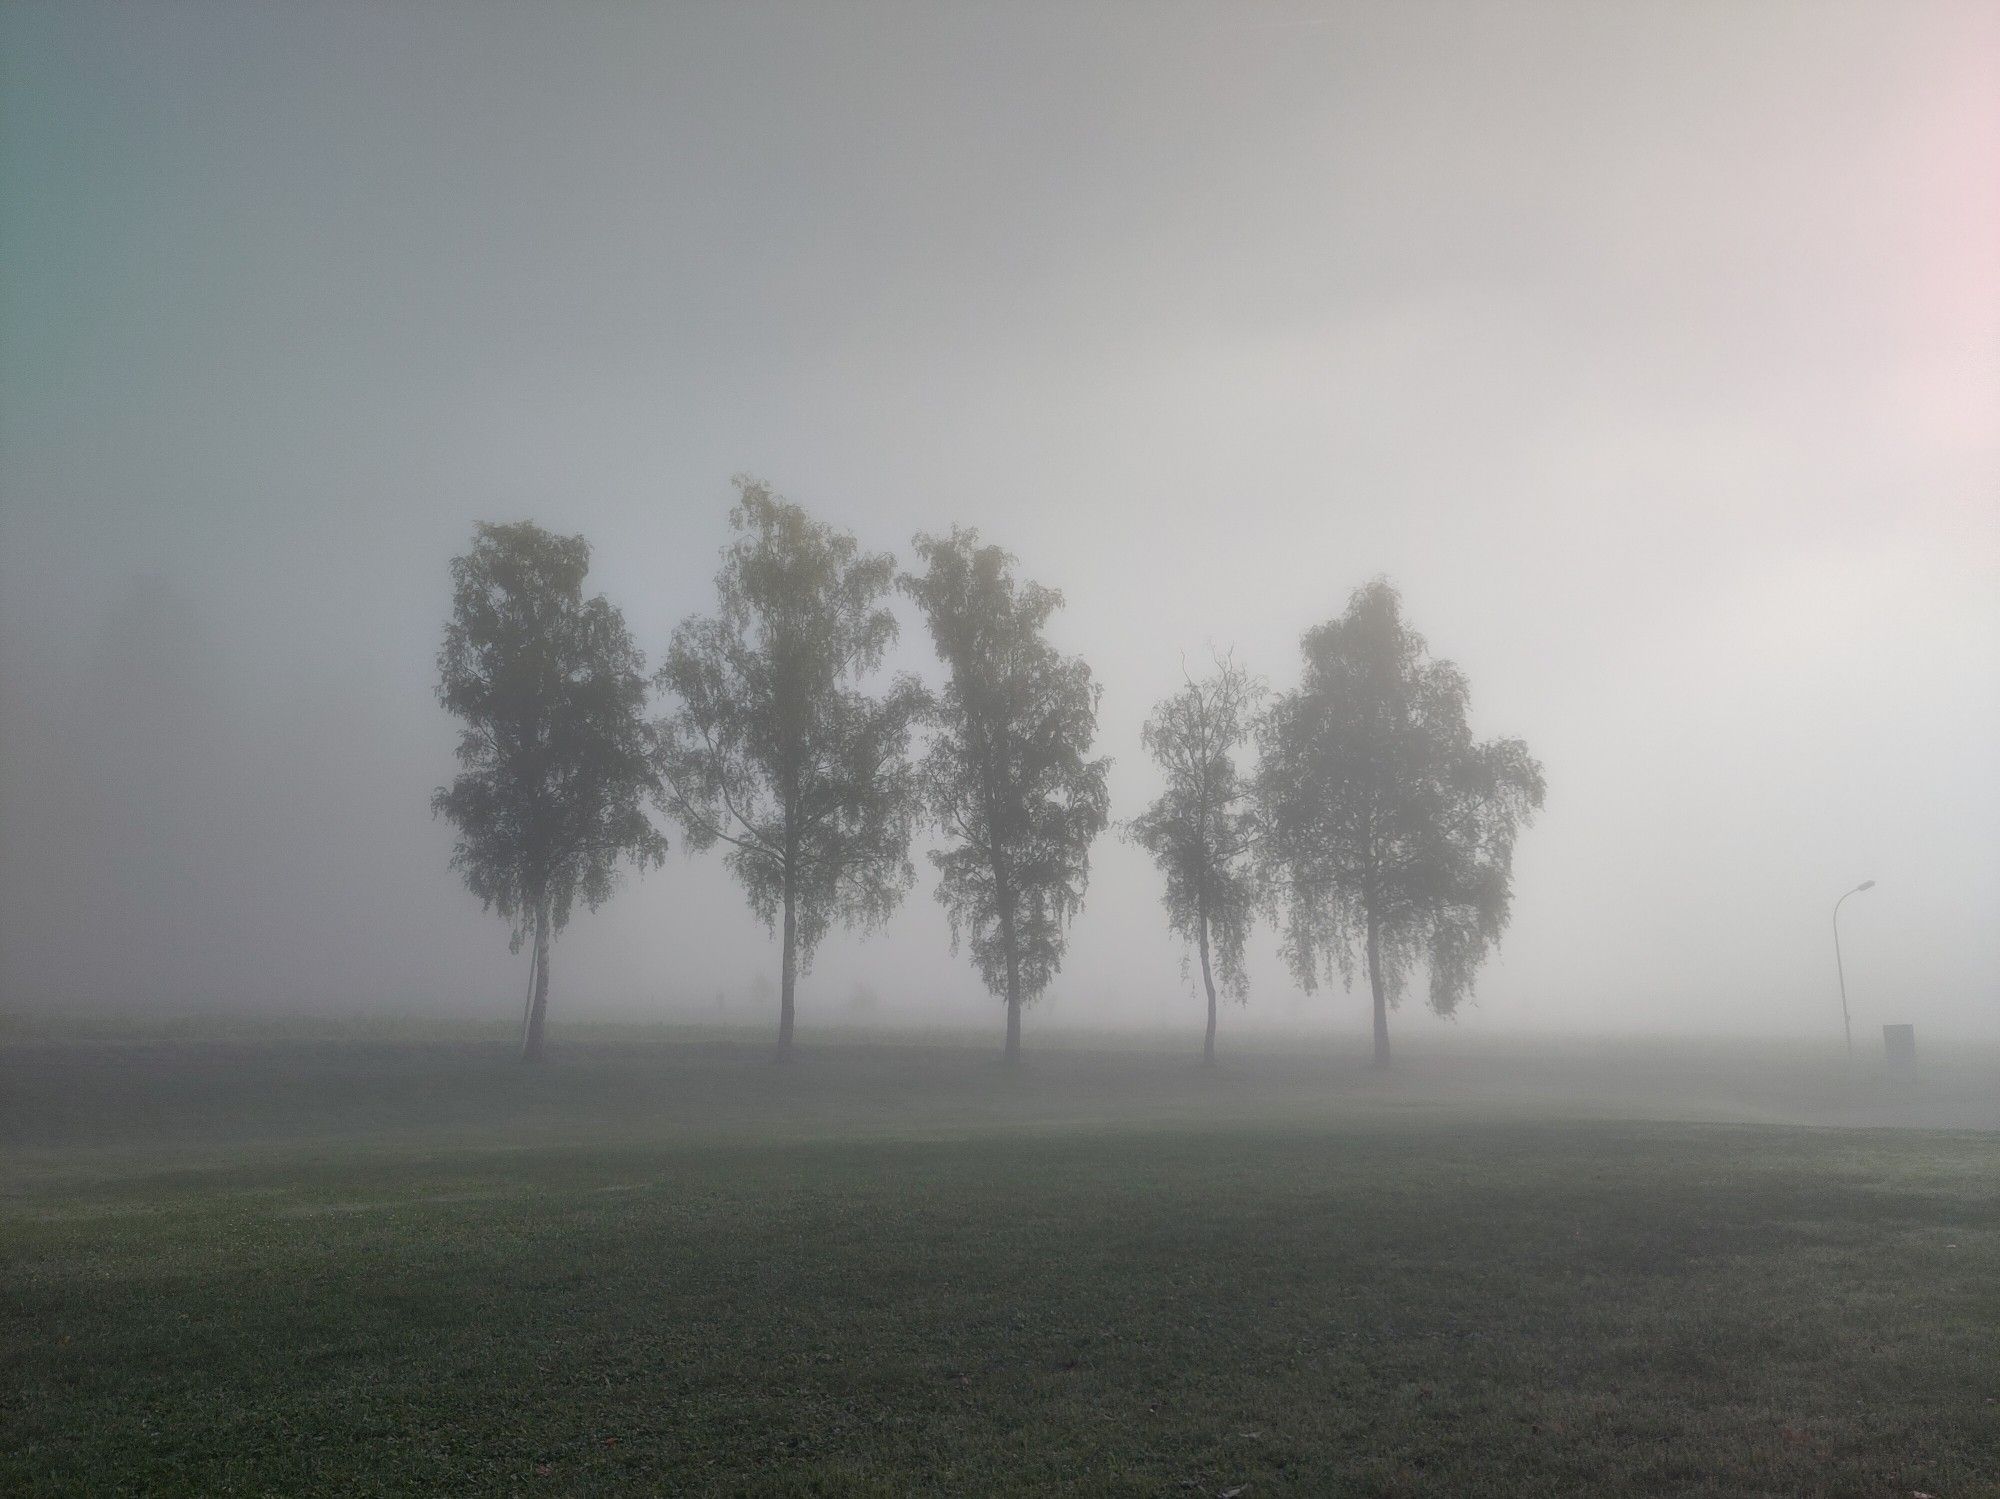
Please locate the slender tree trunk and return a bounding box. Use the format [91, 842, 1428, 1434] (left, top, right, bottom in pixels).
[521, 897, 551, 1063]
[1196, 908, 1218, 1068]
[1001, 908, 1022, 1066]
[1365, 908, 1389, 1069]
[777, 867, 798, 1060]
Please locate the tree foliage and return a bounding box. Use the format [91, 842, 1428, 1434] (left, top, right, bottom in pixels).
[1128, 656, 1265, 1063]
[432, 521, 666, 1060]
[652, 479, 924, 1053]
[901, 528, 1110, 1059]
[1257, 579, 1544, 1065]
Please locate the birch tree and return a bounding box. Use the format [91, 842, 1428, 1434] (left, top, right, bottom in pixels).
[901, 528, 1110, 1063]
[1257, 579, 1544, 1067]
[433, 522, 665, 1062]
[1129, 656, 1264, 1066]
[653, 480, 924, 1057]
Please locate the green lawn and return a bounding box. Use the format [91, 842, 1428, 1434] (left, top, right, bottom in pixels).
[3, 1030, 1995, 1495]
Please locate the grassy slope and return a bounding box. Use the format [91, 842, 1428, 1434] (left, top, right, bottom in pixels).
[3, 1033, 1996, 1496]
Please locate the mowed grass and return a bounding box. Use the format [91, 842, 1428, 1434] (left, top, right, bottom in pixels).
[2, 1031, 1996, 1496]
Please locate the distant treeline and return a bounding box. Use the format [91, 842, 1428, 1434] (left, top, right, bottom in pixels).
[434, 479, 1544, 1067]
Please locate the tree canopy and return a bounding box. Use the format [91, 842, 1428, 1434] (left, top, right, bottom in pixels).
[1257, 579, 1544, 1066]
[652, 479, 924, 1055]
[1129, 655, 1265, 1065]
[433, 521, 666, 1061]
[901, 528, 1110, 1061]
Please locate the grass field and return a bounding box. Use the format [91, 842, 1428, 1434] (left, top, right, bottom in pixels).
[3, 1026, 1996, 1496]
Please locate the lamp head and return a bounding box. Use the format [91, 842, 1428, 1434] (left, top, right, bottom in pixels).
[1857, 880, 1875, 892]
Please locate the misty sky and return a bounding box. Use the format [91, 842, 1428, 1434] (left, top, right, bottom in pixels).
[3, 1, 1995, 1044]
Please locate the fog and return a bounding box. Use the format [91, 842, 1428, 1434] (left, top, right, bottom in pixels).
[3, 0, 1995, 1047]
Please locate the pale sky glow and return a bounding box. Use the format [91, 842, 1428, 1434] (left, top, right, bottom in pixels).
[2, 1, 1995, 1044]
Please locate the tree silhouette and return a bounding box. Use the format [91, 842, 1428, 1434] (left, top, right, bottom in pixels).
[1257, 579, 1544, 1067]
[652, 479, 924, 1057]
[901, 528, 1110, 1063]
[1129, 655, 1265, 1066]
[433, 522, 665, 1061]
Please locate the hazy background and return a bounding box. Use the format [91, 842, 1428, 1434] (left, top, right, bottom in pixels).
[3, 0, 1995, 1046]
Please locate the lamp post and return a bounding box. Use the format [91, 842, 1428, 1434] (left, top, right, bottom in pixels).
[1833, 880, 1875, 1059]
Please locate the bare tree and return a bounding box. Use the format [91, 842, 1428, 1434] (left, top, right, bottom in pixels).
[653, 479, 924, 1057]
[433, 522, 666, 1062]
[901, 528, 1110, 1063]
[1129, 655, 1265, 1066]
[1257, 579, 1544, 1067]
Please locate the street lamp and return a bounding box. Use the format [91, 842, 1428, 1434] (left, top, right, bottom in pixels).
[1833, 880, 1875, 1059]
